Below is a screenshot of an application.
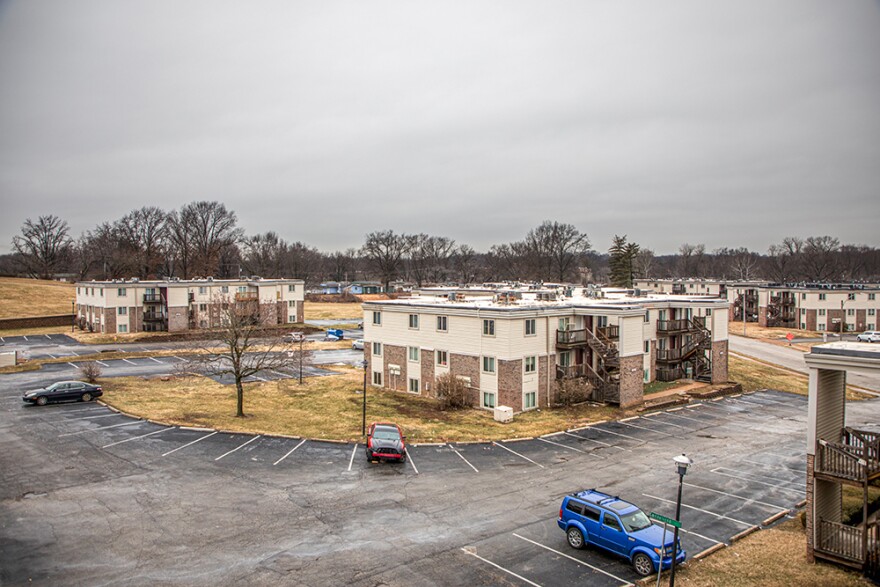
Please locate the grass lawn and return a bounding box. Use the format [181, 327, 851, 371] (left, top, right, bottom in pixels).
[0, 277, 75, 319]
[661, 517, 873, 587]
[728, 354, 871, 401]
[304, 302, 363, 320]
[100, 366, 619, 442]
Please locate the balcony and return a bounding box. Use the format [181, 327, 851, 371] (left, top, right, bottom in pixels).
[143, 312, 166, 322]
[815, 428, 880, 485]
[235, 292, 259, 302]
[556, 329, 589, 347]
[143, 293, 163, 303]
[597, 325, 619, 340]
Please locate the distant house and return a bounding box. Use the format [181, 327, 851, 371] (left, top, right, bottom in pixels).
[318, 282, 344, 295]
[345, 281, 384, 295]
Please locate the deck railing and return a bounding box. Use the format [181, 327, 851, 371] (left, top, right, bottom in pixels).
[817, 519, 865, 563]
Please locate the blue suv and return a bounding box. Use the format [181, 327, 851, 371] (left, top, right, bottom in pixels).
[557, 489, 686, 576]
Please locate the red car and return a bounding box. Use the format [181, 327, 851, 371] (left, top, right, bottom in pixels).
[365, 422, 407, 462]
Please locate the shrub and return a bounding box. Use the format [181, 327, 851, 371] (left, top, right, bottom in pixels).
[555, 378, 591, 406]
[80, 361, 102, 383]
[434, 372, 473, 410]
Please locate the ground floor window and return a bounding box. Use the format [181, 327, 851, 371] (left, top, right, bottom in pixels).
[372, 371, 382, 386]
[118, 324, 128, 333]
[288, 315, 296, 322]
[436, 350, 448, 366]
[801, 322, 806, 329]
[818, 323, 825, 331]
[482, 391, 496, 409]
[523, 391, 536, 409]
[643, 369, 649, 383]
[408, 378, 420, 393]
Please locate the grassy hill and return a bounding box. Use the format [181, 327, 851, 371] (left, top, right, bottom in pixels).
[0, 277, 76, 319]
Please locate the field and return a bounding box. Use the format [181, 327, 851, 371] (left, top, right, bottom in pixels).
[0, 277, 75, 319]
[303, 302, 364, 320]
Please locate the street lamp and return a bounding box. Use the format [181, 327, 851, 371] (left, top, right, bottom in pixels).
[669, 454, 693, 587]
[71, 300, 75, 333]
[298, 336, 304, 385]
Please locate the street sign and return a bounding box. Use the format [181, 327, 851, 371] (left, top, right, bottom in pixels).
[786, 332, 794, 341]
[649, 512, 681, 528]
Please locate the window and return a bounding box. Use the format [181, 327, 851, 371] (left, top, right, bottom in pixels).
[706, 309, 712, 316]
[847, 309, 855, 316]
[77, 287, 80, 294]
[289, 315, 296, 322]
[408, 378, 420, 393]
[117, 307, 127, 315]
[436, 350, 448, 366]
[482, 391, 496, 409]
[801, 323, 806, 329]
[819, 309, 826, 316]
[288, 284, 296, 292]
[408, 314, 419, 329]
[558, 317, 571, 331]
[558, 351, 571, 368]
[818, 323, 825, 331]
[869, 294, 876, 301]
[603, 515, 622, 532]
[437, 315, 447, 331]
[644, 311, 650, 323]
[117, 288, 127, 297]
[644, 341, 650, 354]
[583, 506, 601, 522]
[525, 318, 536, 336]
[802, 293, 807, 300]
[372, 371, 383, 386]
[869, 309, 876, 316]
[819, 293, 827, 301]
[99, 288, 103, 295]
[524, 356, 536, 373]
[237, 286, 248, 293]
[408, 346, 420, 362]
[372, 311, 381, 325]
[801, 308, 806, 315]
[482, 356, 495, 374]
[565, 501, 584, 515]
[221, 286, 229, 293]
[483, 319, 495, 336]
[848, 293, 856, 301]
[288, 300, 295, 307]
[199, 286, 207, 295]
[118, 324, 128, 333]
[372, 342, 382, 356]
[524, 391, 536, 409]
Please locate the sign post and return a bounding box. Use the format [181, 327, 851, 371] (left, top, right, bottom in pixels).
[649, 512, 681, 586]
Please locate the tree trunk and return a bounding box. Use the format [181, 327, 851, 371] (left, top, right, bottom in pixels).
[236, 378, 245, 417]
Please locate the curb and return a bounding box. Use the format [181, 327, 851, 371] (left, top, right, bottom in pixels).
[499, 437, 533, 443]
[179, 426, 215, 432]
[729, 525, 760, 542]
[692, 543, 726, 560]
[796, 499, 807, 508]
[762, 510, 790, 526]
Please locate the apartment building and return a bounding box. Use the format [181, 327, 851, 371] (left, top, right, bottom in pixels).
[75, 277, 305, 334]
[362, 288, 729, 412]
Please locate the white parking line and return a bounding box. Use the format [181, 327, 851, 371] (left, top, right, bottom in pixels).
[173, 356, 187, 362]
[347, 444, 358, 471]
[44, 334, 52, 339]
[639, 413, 688, 429]
[274, 439, 307, 465]
[215, 435, 261, 461]
[67, 362, 80, 369]
[589, 426, 648, 443]
[102, 427, 173, 448]
[58, 420, 142, 437]
[149, 357, 164, 364]
[96, 360, 109, 367]
[62, 412, 125, 421]
[162, 431, 218, 456]
[69, 351, 80, 356]
[23, 335, 29, 341]
[512, 533, 634, 586]
[563, 431, 629, 451]
[406, 450, 420, 475]
[740, 458, 806, 475]
[679, 526, 725, 546]
[655, 410, 708, 425]
[537, 437, 599, 457]
[121, 358, 137, 365]
[683, 482, 790, 511]
[492, 441, 545, 468]
[710, 467, 806, 494]
[252, 376, 268, 382]
[448, 444, 479, 472]
[643, 493, 753, 527]
[460, 548, 542, 587]
[48, 354, 57, 359]
[617, 420, 676, 437]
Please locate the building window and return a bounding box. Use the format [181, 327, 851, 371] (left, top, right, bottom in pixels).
[288, 284, 296, 292]
[558, 317, 571, 331]
[199, 286, 207, 294]
[408, 378, 420, 393]
[118, 324, 128, 333]
[801, 322, 806, 329]
[482, 356, 495, 374]
[483, 319, 495, 336]
[847, 309, 855, 316]
[643, 369, 649, 383]
[372, 342, 382, 356]
[288, 300, 295, 307]
[437, 315, 447, 331]
[117, 288, 127, 297]
[436, 350, 448, 366]
[818, 323, 825, 331]
[117, 307, 127, 315]
[409, 314, 419, 329]
[819, 309, 826, 316]
[706, 309, 712, 316]
[372, 311, 381, 325]
[482, 392, 496, 409]
[801, 308, 806, 315]
[819, 293, 826, 301]
[289, 315, 296, 322]
[372, 371, 383, 386]
[869, 293, 876, 301]
[644, 311, 650, 323]
[644, 341, 650, 354]
[221, 286, 229, 293]
[408, 346, 420, 362]
[524, 356, 536, 374]
[99, 288, 103, 295]
[525, 319, 536, 336]
[869, 309, 876, 316]
[524, 391, 536, 410]
[558, 351, 571, 368]
[802, 293, 807, 300]
[237, 286, 247, 293]
[848, 293, 856, 301]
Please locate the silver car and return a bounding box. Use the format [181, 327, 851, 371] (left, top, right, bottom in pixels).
[856, 331, 880, 343]
[352, 339, 365, 350]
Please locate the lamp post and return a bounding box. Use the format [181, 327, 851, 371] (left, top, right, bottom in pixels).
[360, 360, 368, 435]
[71, 300, 75, 333]
[669, 454, 693, 587]
[298, 336, 304, 385]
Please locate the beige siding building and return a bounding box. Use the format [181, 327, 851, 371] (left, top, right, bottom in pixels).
[363, 288, 729, 413]
[75, 277, 305, 334]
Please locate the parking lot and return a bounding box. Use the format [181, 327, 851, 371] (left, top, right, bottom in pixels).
[5, 370, 870, 586]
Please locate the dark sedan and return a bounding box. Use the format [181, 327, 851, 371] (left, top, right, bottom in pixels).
[22, 381, 103, 406]
[365, 422, 406, 463]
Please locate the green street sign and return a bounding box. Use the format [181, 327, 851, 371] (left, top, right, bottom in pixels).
[649, 512, 682, 529]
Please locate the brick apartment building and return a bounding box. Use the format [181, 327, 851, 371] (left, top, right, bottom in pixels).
[75, 277, 305, 334]
[362, 287, 729, 412]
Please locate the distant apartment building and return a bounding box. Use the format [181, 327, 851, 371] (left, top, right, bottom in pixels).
[75, 277, 305, 334]
[362, 287, 729, 412]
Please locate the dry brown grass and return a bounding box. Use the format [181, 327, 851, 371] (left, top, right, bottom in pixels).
[100, 366, 618, 442]
[304, 302, 364, 320]
[662, 517, 872, 587]
[729, 354, 871, 401]
[0, 277, 75, 319]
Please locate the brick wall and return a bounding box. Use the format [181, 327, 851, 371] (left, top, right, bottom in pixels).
[617, 355, 644, 408]
[539, 355, 552, 407]
[297, 302, 304, 324]
[758, 306, 768, 327]
[0, 314, 74, 329]
[103, 308, 116, 333]
[450, 353, 481, 406]
[167, 306, 189, 332]
[805, 309, 817, 332]
[827, 309, 845, 333]
[649, 341, 657, 383]
[498, 359, 523, 410]
[711, 340, 729, 384]
[420, 349, 435, 396]
[384, 344, 407, 392]
[856, 309, 866, 331]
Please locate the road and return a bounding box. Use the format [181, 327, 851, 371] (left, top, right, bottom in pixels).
[729, 334, 880, 393]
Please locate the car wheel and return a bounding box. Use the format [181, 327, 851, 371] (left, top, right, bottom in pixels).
[632, 552, 654, 577]
[566, 527, 585, 549]
[36, 396, 48, 406]
[81, 392, 92, 402]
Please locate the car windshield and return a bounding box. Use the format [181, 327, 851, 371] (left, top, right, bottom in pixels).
[373, 428, 400, 440]
[620, 509, 653, 532]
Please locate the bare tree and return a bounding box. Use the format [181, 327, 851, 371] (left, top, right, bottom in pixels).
[189, 297, 311, 417]
[12, 215, 72, 279]
[766, 237, 803, 282]
[80, 361, 102, 383]
[361, 230, 410, 291]
[675, 243, 705, 277]
[85, 222, 135, 279]
[434, 372, 473, 410]
[523, 221, 590, 282]
[452, 244, 479, 284]
[633, 248, 655, 279]
[242, 232, 287, 277]
[801, 236, 840, 282]
[324, 248, 360, 282]
[165, 209, 196, 278]
[179, 201, 243, 277]
[117, 206, 169, 279]
[406, 234, 457, 286]
[282, 241, 323, 282]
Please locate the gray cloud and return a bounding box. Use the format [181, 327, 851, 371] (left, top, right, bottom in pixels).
[1, 0, 878, 255]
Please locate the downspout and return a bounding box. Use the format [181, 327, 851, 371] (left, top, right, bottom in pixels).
[546, 315, 552, 407]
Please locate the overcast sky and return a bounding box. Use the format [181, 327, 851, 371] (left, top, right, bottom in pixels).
[1, 1, 878, 256]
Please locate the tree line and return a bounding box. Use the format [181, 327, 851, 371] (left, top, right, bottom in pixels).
[6, 203, 880, 285]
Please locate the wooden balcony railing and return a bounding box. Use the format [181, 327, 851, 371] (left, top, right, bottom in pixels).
[143, 293, 163, 303]
[235, 292, 259, 302]
[556, 329, 588, 346]
[816, 428, 880, 483]
[817, 519, 867, 564]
